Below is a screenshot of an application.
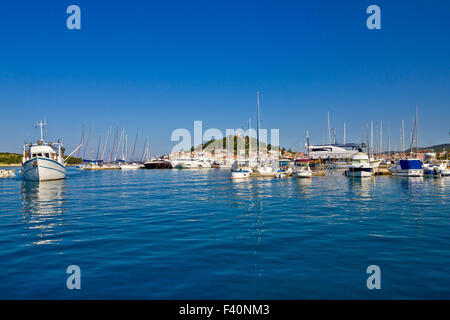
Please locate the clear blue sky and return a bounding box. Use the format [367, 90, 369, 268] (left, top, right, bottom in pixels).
[1, 1, 449, 155]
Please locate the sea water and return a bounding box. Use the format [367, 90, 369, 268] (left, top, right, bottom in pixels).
[0, 167, 449, 299]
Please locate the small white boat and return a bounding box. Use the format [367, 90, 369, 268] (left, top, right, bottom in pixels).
[423, 160, 450, 177]
[120, 162, 142, 170]
[389, 159, 423, 177]
[255, 160, 278, 177]
[21, 121, 67, 181]
[231, 161, 253, 179]
[170, 158, 211, 169]
[346, 153, 373, 178]
[293, 159, 312, 178]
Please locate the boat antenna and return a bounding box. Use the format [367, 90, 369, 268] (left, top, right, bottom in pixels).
[35, 118, 46, 142]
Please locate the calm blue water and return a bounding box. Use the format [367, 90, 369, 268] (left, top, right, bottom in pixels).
[0, 167, 449, 299]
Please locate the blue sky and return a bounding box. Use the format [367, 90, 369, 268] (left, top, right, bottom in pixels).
[0, 1, 449, 155]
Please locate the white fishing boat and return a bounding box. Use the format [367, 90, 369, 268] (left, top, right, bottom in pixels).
[231, 161, 253, 179]
[21, 120, 80, 181]
[293, 159, 312, 178]
[345, 153, 373, 178]
[389, 159, 423, 177]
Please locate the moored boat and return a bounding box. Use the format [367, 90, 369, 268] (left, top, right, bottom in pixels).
[345, 153, 373, 178]
[389, 159, 423, 177]
[293, 159, 312, 178]
[21, 121, 67, 181]
[231, 161, 253, 179]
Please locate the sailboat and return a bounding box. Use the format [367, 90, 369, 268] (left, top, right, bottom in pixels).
[389, 106, 423, 177]
[254, 91, 278, 177]
[231, 119, 254, 178]
[120, 129, 142, 170]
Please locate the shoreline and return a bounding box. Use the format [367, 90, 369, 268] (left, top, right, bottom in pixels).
[0, 164, 20, 167]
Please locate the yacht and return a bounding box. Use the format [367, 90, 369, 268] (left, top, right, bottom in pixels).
[231, 161, 253, 179]
[21, 121, 67, 181]
[389, 159, 423, 177]
[144, 159, 172, 169]
[170, 158, 211, 169]
[307, 143, 363, 161]
[293, 159, 312, 178]
[120, 162, 142, 170]
[255, 160, 278, 177]
[345, 153, 373, 178]
[423, 160, 450, 177]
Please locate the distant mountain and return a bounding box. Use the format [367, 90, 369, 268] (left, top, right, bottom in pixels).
[189, 135, 274, 153]
[404, 143, 449, 153]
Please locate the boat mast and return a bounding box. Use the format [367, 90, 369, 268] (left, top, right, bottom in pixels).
[77, 124, 85, 160]
[388, 120, 391, 157]
[306, 129, 310, 158]
[327, 112, 331, 145]
[131, 129, 138, 162]
[343, 123, 346, 145]
[35, 119, 46, 142]
[248, 118, 252, 163]
[415, 105, 419, 156]
[141, 137, 148, 162]
[95, 134, 102, 160]
[101, 127, 110, 161]
[370, 121, 373, 158]
[256, 91, 260, 164]
[110, 127, 118, 162]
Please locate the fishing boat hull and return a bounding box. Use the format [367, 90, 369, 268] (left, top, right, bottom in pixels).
[22, 157, 66, 181]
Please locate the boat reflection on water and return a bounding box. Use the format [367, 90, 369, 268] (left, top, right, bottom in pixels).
[21, 180, 66, 245]
[347, 176, 374, 201]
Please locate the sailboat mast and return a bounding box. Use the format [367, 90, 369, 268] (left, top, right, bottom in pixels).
[77, 124, 85, 160]
[256, 91, 260, 164]
[327, 112, 331, 144]
[95, 134, 102, 160]
[101, 127, 110, 161]
[343, 123, 346, 145]
[415, 105, 419, 156]
[131, 129, 138, 161]
[306, 129, 310, 158]
[248, 118, 252, 162]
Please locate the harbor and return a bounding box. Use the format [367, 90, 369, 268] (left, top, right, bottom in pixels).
[1, 0, 449, 303]
[1, 165, 449, 299]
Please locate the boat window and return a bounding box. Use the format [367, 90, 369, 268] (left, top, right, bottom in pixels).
[44, 153, 50, 158]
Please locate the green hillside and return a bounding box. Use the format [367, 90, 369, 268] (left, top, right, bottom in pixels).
[0, 152, 22, 164]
